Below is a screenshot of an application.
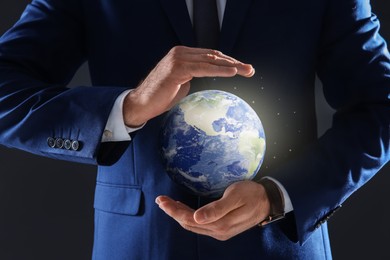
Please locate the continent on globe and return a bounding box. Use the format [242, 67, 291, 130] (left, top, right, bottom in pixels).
[160, 90, 266, 197]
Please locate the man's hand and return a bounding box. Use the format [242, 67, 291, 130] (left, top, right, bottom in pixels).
[123, 46, 255, 127]
[155, 180, 270, 241]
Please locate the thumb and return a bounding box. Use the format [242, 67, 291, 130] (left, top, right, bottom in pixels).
[193, 195, 239, 224]
[166, 81, 191, 111]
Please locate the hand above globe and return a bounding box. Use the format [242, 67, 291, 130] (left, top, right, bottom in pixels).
[155, 180, 271, 241]
[122, 46, 255, 127]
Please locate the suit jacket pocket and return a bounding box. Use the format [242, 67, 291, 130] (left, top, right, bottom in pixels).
[94, 182, 142, 216]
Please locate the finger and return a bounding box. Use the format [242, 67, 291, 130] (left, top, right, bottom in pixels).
[156, 196, 255, 241]
[187, 62, 239, 78]
[173, 46, 255, 77]
[156, 195, 194, 211]
[155, 196, 223, 237]
[213, 52, 255, 76]
[156, 196, 196, 223]
[179, 222, 213, 235]
[179, 47, 239, 65]
[187, 53, 238, 66]
[186, 52, 255, 77]
[193, 195, 243, 224]
[185, 207, 254, 241]
[175, 46, 223, 55]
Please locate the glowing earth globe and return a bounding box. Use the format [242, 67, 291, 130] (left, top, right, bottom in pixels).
[160, 90, 266, 197]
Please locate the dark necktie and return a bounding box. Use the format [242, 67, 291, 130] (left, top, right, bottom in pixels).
[193, 0, 220, 49]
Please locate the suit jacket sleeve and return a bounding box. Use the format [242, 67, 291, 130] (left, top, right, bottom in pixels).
[0, 0, 129, 165]
[272, 0, 390, 244]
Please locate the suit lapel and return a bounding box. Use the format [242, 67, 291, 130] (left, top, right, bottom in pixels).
[219, 0, 254, 54]
[159, 0, 195, 46]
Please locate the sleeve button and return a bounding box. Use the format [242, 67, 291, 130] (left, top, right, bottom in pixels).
[64, 139, 72, 150]
[71, 140, 80, 151]
[47, 137, 56, 148]
[55, 138, 64, 149]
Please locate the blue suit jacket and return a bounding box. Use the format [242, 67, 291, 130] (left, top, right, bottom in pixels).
[1, 0, 389, 259]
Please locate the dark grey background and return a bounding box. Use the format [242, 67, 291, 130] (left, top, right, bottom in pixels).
[0, 1, 389, 259]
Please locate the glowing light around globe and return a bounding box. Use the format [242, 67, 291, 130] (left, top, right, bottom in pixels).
[161, 90, 266, 197]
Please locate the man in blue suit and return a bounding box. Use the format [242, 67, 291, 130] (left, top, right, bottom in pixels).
[0, 0, 389, 259]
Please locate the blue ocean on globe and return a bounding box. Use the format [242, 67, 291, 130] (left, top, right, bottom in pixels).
[160, 90, 266, 197]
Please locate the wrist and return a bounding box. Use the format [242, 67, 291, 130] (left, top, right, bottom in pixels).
[258, 178, 285, 226]
[123, 90, 148, 127]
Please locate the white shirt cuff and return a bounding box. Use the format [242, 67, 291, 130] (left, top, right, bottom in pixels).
[262, 176, 294, 213]
[102, 89, 145, 142]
